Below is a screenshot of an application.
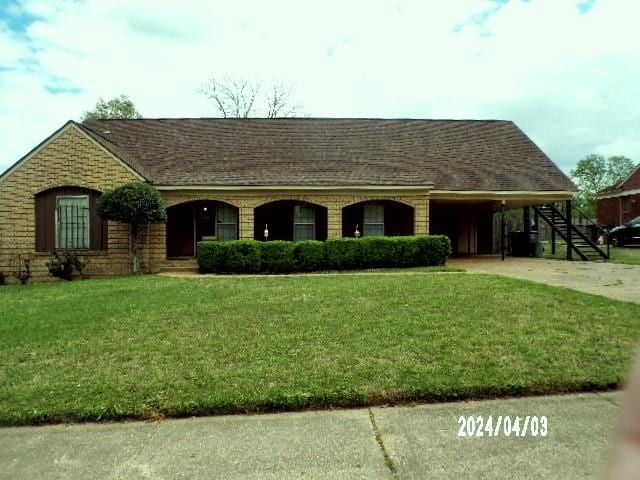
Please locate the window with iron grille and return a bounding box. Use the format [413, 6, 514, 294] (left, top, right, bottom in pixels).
[55, 196, 90, 249]
[216, 204, 238, 241]
[363, 203, 384, 236]
[294, 204, 315, 241]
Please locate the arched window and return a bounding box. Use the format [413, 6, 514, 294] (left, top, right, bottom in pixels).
[342, 200, 414, 237]
[35, 187, 107, 252]
[254, 200, 328, 241]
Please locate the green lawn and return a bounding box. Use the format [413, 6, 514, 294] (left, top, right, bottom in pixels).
[608, 247, 640, 265]
[1, 273, 639, 425]
[542, 241, 640, 265]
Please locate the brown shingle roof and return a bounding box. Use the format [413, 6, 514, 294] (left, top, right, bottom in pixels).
[78, 118, 575, 191]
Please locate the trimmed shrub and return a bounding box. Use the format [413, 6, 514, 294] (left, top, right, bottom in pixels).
[196, 241, 226, 273]
[393, 236, 421, 267]
[223, 240, 262, 273]
[196, 235, 451, 274]
[197, 240, 261, 273]
[415, 235, 452, 266]
[360, 236, 406, 268]
[293, 240, 327, 272]
[325, 238, 362, 270]
[260, 241, 296, 273]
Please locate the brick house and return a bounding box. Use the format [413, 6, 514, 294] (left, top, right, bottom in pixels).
[597, 164, 640, 227]
[0, 118, 575, 281]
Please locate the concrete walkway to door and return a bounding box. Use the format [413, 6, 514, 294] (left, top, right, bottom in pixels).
[449, 256, 640, 304]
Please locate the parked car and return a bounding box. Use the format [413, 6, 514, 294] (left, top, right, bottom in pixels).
[608, 216, 640, 247]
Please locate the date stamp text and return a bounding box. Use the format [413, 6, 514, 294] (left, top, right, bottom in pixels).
[457, 415, 548, 437]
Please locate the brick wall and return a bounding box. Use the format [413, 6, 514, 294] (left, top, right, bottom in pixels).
[0, 123, 431, 281]
[597, 197, 620, 226]
[598, 194, 640, 226]
[0, 124, 140, 283]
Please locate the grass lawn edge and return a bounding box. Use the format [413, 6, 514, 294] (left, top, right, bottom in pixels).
[0, 380, 624, 427]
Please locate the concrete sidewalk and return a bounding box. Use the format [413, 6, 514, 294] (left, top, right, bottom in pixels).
[0, 392, 622, 479]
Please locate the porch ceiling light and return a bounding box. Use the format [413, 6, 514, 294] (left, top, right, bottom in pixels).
[203, 207, 208, 212]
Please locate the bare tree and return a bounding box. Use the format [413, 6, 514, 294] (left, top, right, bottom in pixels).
[199, 76, 300, 118]
[265, 80, 301, 118]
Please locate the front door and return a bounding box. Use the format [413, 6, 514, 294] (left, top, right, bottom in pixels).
[166, 203, 195, 258]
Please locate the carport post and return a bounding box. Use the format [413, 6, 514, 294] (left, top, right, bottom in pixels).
[566, 199, 573, 261]
[551, 208, 556, 255]
[523, 206, 530, 235]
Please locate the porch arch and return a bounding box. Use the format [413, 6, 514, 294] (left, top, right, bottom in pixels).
[165, 196, 241, 209]
[342, 200, 414, 237]
[166, 199, 239, 258]
[254, 200, 328, 241]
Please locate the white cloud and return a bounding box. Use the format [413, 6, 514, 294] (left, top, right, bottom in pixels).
[0, 0, 639, 174]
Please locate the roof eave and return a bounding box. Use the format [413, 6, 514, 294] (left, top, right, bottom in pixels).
[153, 184, 434, 191]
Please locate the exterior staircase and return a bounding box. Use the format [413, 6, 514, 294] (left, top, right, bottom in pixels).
[158, 258, 199, 274]
[532, 203, 609, 261]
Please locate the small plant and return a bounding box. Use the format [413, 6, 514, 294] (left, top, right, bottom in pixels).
[46, 251, 89, 281]
[13, 255, 31, 285]
[97, 182, 167, 274]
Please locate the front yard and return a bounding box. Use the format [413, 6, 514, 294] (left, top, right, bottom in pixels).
[1, 272, 639, 425]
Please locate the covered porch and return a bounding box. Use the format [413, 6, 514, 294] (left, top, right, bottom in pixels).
[165, 200, 239, 258]
[428, 194, 574, 257]
[158, 190, 430, 266]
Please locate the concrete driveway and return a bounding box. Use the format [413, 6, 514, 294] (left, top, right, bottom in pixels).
[449, 257, 640, 304]
[0, 392, 622, 480]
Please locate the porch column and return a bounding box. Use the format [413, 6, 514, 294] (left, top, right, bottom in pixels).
[327, 205, 342, 239]
[414, 198, 429, 236]
[239, 205, 254, 240]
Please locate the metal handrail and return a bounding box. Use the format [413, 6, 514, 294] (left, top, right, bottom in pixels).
[570, 203, 610, 259]
[534, 203, 610, 260]
[549, 201, 610, 259]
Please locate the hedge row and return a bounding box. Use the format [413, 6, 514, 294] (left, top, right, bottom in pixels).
[197, 236, 451, 274]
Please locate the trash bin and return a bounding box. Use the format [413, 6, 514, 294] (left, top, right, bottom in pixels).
[509, 231, 540, 257]
[534, 241, 544, 257]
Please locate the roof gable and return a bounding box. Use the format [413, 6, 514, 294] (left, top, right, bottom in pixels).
[619, 163, 640, 191]
[0, 121, 146, 185]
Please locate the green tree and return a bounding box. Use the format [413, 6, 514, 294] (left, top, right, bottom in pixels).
[97, 183, 167, 273]
[570, 154, 635, 217]
[81, 95, 142, 121]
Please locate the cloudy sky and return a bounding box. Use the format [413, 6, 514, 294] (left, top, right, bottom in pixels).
[0, 0, 639, 174]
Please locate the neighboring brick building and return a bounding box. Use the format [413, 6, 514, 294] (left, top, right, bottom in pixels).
[597, 164, 640, 227]
[0, 118, 575, 281]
